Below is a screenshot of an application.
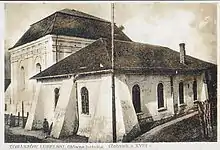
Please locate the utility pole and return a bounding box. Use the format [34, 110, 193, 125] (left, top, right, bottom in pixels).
[55, 35, 58, 63]
[111, 2, 117, 143]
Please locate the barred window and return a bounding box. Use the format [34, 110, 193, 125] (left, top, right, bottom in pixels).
[157, 83, 164, 109]
[132, 84, 141, 113]
[179, 82, 184, 104]
[81, 87, 89, 114]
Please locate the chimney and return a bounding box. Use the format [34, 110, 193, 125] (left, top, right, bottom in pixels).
[179, 43, 186, 64]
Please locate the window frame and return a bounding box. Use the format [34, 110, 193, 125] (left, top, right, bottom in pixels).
[179, 82, 185, 105]
[54, 88, 60, 109]
[20, 66, 25, 90]
[81, 87, 89, 115]
[36, 63, 42, 73]
[157, 83, 166, 111]
[132, 84, 141, 113]
[193, 80, 198, 101]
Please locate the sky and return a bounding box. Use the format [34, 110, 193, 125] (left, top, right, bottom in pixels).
[4, 2, 217, 79]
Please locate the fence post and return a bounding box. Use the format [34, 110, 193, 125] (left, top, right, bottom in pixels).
[196, 101, 206, 138]
[205, 100, 213, 138]
[5, 114, 7, 125]
[22, 101, 25, 128]
[7, 114, 10, 125]
[9, 113, 12, 127]
[197, 100, 214, 139]
[18, 112, 20, 127]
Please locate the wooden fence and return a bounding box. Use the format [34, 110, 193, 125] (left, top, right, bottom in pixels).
[5, 112, 29, 128]
[196, 99, 216, 139]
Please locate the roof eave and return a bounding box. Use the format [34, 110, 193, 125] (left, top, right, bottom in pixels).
[32, 69, 113, 80]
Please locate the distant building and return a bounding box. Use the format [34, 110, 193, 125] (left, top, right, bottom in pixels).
[6, 9, 216, 142]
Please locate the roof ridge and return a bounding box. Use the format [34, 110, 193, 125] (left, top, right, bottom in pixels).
[58, 8, 109, 23]
[30, 9, 109, 27]
[112, 38, 165, 48]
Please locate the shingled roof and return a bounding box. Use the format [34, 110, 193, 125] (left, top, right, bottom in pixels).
[9, 9, 131, 49]
[32, 38, 216, 79]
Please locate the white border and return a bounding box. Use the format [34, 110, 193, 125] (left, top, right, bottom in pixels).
[0, 2, 4, 149]
[217, 2, 220, 143]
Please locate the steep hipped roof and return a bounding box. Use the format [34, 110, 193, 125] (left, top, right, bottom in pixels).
[9, 9, 131, 49]
[32, 38, 216, 79]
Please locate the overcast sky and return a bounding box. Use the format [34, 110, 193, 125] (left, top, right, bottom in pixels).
[4, 3, 217, 78]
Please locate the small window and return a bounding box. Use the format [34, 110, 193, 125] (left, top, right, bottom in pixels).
[36, 63, 42, 73]
[20, 66, 25, 90]
[132, 84, 141, 113]
[179, 82, 184, 104]
[157, 83, 164, 109]
[54, 88, 60, 108]
[5, 104, 7, 111]
[81, 87, 89, 114]
[193, 80, 197, 101]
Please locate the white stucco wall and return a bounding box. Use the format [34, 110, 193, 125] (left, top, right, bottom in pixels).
[9, 35, 53, 115]
[4, 84, 11, 114]
[35, 73, 140, 142]
[82, 74, 140, 142]
[76, 75, 102, 138]
[25, 71, 207, 142]
[51, 78, 78, 138]
[115, 75, 141, 141]
[39, 78, 63, 126]
[25, 83, 42, 130]
[122, 73, 203, 120]
[51, 35, 95, 62]
[197, 72, 209, 101]
[125, 74, 173, 120]
[7, 35, 95, 116]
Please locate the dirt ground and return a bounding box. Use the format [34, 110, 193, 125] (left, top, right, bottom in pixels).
[5, 114, 216, 143]
[4, 125, 88, 143]
[133, 114, 217, 142]
[5, 127, 45, 143]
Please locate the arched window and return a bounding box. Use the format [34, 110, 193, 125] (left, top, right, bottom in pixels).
[157, 83, 164, 109]
[36, 63, 41, 73]
[193, 80, 197, 101]
[81, 87, 89, 114]
[54, 88, 60, 108]
[132, 84, 141, 113]
[21, 66, 25, 90]
[179, 82, 184, 104]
